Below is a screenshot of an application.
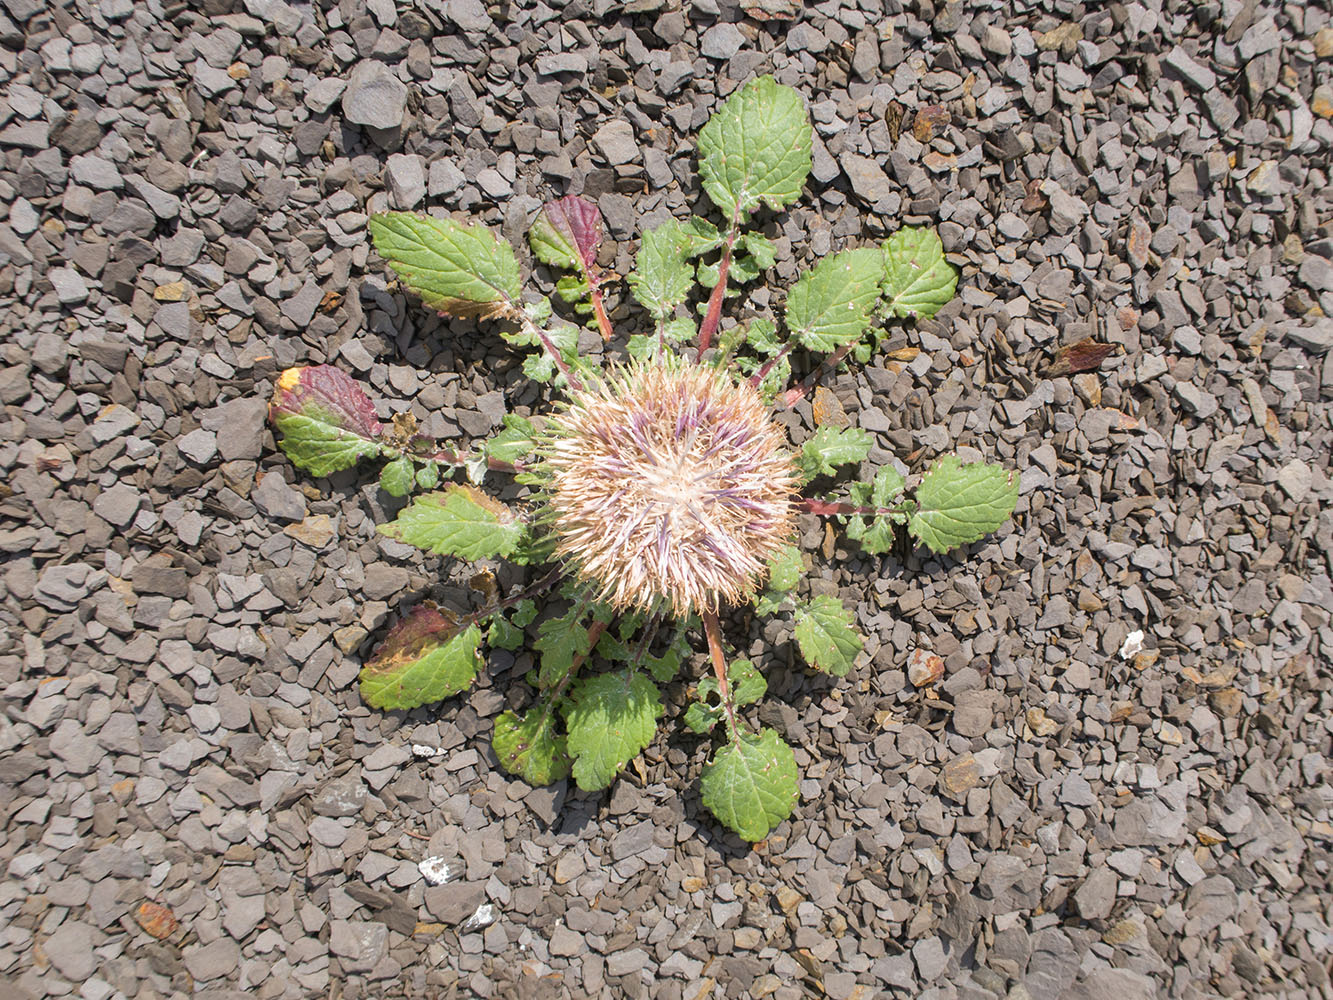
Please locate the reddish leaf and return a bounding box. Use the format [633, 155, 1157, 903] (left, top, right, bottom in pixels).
[270, 365, 382, 441]
[531, 195, 603, 276]
[268, 365, 384, 476]
[369, 604, 463, 671]
[1046, 338, 1117, 377]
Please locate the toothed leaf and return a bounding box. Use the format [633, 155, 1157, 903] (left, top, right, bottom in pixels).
[794, 594, 862, 677]
[701, 728, 799, 842]
[908, 455, 1018, 554]
[359, 607, 482, 709]
[845, 466, 908, 554]
[797, 426, 872, 480]
[377, 484, 525, 560]
[697, 76, 812, 221]
[564, 670, 662, 791]
[881, 226, 958, 320]
[785, 247, 885, 353]
[370, 212, 520, 320]
[628, 218, 721, 320]
[270, 365, 383, 477]
[493, 705, 571, 785]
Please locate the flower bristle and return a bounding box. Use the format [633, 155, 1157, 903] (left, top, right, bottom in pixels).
[542, 360, 799, 616]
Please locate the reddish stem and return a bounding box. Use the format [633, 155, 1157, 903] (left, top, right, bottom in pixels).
[589, 284, 613, 343]
[781, 341, 856, 408]
[798, 497, 905, 517]
[697, 214, 740, 359]
[460, 566, 563, 629]
[748, 341, 795, 391]
[701, 610, 740, 739]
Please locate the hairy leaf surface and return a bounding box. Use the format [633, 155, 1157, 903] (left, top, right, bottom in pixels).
[369, 212, 520, 319]
[697, 76, 812, 221]
[881, 226, 958, 320]
[701, 728, 799, 842]
[378, 455, 415, 497]
[564, 671, 662, 791]
[270, 365, 383, 476]
[794, 595, 862, 677]
[845, 466, 908, 554]
[785, 248, 884, 352]
[628, 218, 722, 319]
[359, 607, 482, 709]
[493, 705, 571, 785]
[908, 455, 1018, 554]
[377, 484, 525, 560]
[798, 426, 872, 480]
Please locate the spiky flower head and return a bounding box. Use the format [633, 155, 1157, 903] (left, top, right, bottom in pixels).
[543, 360, 799, 616]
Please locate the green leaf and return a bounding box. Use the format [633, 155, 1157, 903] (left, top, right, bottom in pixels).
[765, 545, 803, 592]
[908, 455, 1018, 554]
[377, 484, 525, 560]
[797, 426, 872, 480]
[740, 231, 777, 270]
[793, 594, 862, 677]
[697, 76, 812, 222]
[684, 700, 722, 736]
[688, 659, 766, 736]
[270, 365, 383, 477]
[726, 659, 766, 707]
[745, 318, 781, 356]
[785, 247, 885, 353]
[753, 589, 789, 616]
[535, 612, 590, 688]
[845, 466, 908, 554]
[662, 315, 697, 344]
[485, 415, 537, 464]
[646, 647, 681, 684]
[554, 274, 589, 303]
[563, 670, 663, 791]
[493, 706, 571, 785]
[881, 226, 958, 320]
[522, 351, 556, 384]
[359, 607, 482, 710]
[415, 461, 440, 490]
[488, 613, 524, 651]
[701, 728, 799, 842]
[369, 212, 521, 320]
[379, 454, 415, 497]
[628, 218, 721, 320]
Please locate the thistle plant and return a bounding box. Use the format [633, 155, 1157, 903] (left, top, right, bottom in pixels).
[267, 77, 1019, 841]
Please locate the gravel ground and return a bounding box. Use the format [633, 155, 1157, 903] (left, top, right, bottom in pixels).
[3, 0, 1332, 998]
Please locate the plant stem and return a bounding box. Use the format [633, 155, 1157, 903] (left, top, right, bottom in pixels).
[781, 341, 856, 408]
[798, 497, 907, 517]
[540, 616, 609, 729]
[697, 212, 740, 359]
[589, 285, 613, 343]
[461, 566, 563, 629]
[510, 305, 583, 392]
[701, 610, 740, 740]
[748, 341, 795, 390]
[412, 444, 526, 474]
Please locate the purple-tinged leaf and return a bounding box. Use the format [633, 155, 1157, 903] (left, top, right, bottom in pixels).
[359, 604, 483, 710]
[270, 365, 383, 476]
[529, 195, 603, 274]
[529, 196, 614, 341]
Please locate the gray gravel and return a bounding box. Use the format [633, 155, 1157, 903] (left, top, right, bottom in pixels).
[2, 1, 1332, 999]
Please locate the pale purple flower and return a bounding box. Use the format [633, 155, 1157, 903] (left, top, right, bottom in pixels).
[543, 361, 799, 615]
